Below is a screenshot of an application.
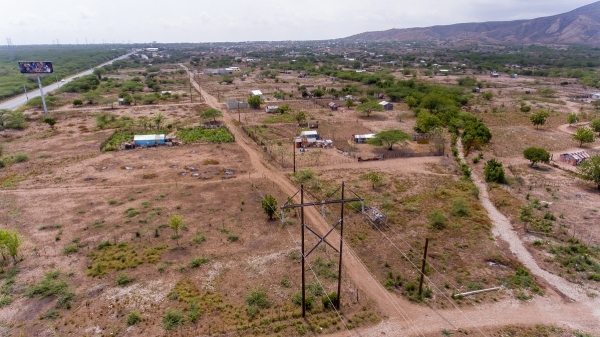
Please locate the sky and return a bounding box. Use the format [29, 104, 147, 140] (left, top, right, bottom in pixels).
[2, 0, 596, 45]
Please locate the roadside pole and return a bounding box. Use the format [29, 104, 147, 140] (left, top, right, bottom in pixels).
[37, 74, 48, 115]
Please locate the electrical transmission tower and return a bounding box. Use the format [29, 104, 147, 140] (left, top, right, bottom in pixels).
[7, 38, 14, 60]
[281, 182, 363, 317]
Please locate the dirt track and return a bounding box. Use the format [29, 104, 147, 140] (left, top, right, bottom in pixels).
[184, 65, 600, 336]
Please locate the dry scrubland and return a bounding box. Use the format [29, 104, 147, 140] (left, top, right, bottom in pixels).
[0, 60, 598, 336]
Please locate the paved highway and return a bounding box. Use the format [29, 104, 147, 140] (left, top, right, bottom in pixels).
[0, 51, 137, 111]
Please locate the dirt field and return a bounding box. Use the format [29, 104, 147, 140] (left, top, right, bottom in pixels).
[0, 63, 599, 336]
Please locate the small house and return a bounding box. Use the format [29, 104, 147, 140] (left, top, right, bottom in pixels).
[134, 134, 165, 147]
[300, 130, 318, 140]
[591, 93, 600, 100]
[250, 90, 263, 99]
[328, 102, 338, 111]
[559, 151, 590, 166]
[490, 71, 499, 78]
[354, 134, 375, 143]
[340, 95, 354, 102]
[473, 87, 481, 93]
[265, 106, 279, 113]
[379, 101, 393, 111]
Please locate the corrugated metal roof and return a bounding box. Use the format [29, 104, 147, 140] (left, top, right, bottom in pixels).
[300, 130, 318, 136]
[134, 134, 165, 141]
[562, 151, 590, 160]
[354, 134, 375, 139]
[251, 90, 263, 96]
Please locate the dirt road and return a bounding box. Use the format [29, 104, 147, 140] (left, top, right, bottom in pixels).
[185, 66, 600, 336]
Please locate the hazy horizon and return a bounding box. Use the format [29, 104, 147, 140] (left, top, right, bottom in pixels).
[2, 0, 596, 45]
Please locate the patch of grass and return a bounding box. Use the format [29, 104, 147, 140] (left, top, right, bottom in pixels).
[191, 235, 205, 245]
[203, 159, 219, 165]
[175, 127, 233, 143]
[125, 207, 139, 218]
[25, 271, 75, 308]
[189, 257, 210, 268]
[142, 173, 158, 179]
[313, 257, 338, 279]
[62, 244, 79, 255]
[428, 209, 447, 230]
[40, 309, 59, 320]
[0, 172, 25, 189]
[107, 199, 118, 205]
[86, 243, 168, 276]
[262, 113, 296, 123]
[227, 233, 239, 242]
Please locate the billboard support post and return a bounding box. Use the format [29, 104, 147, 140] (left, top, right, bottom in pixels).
[37, 75, 48, 115]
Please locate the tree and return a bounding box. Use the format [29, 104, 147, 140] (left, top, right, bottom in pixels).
[93, 67, 106, 79]
[82, 91, 101, 104]
[43, 117, 56, 129]
[169, 215, 184, 246]
[220, 76, 234, 85]
[200, 108, 223, 122]
[356, 101, 384, 117]
[344, 99, 354, 110]
[523, 147, 550, 167]
[364, 172, 383, 189]
[567, 113, 579, 125]
[590, 118, 600, 136]
[572, 127, 595, 147]
[0, 230, 23, 265]
[578, 155, 600, 190]
[261, 195, 278, 220]
[481, 91, 493, 100]
[367, 130, 411, 150]
[248, 95, 262, 109]
[529, 110, 550, 129]
[278, 105, 291, 114]
[483, 158, 506, 183]
[153, 113, 165, 131]
[295, 111, 307, 124]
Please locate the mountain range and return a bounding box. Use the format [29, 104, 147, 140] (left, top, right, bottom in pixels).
[344, 1, 600, 45]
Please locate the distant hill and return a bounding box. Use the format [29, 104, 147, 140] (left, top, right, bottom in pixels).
[344, 1, 600, 45]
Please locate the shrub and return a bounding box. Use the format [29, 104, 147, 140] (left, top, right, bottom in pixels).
[25, 271, 75, 308]
[126, 311, 142, 326]
[246, 288, 270, 309]
[73, 99, 83, 106]
[116, 273, 133, 286]
[428, 210, 447, 229]
[451, 198, 470, 217]
[62, 244, 79, 255]
[483, 158, 506, 183]
[227, 234, 238, 242]
[191, 235, 206, 245]
[161, 308, 185, 330]
[14, 153, 29, 163]
[322, 292, 339, 309]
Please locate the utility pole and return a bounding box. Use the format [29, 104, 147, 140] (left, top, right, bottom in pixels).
[293, 139, 296, 173]
[418, 238, 429, 297]
[7, 38, 14, 61]
[37, 74, 49, 115]
[238, 101, 241, 122]
[281, 183, 363, 316]
[189, 74, 193, 103]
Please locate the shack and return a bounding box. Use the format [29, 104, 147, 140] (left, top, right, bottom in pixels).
[328, 102, 338, 111]
[134, 134, 166, 147]
[379, 101, 393, 111]
[559, 151, 590, 166]
[265, 106, 279, 113]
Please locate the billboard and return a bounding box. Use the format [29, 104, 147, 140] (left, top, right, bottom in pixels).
[18, 61, 53, 74]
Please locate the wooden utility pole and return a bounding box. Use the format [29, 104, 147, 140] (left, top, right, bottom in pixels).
[293, 139, 296, 173]
[418, 238, 429, 297]
[281, 183, 362, 317]
[189, 74, 193, 103]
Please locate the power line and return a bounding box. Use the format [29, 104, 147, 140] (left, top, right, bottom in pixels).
[343, 199, 488, 336]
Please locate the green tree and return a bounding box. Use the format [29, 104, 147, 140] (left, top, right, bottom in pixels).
[0, 230, 24, 265]
[482, 91, 493, 100]
[367, 130, 411, 150]
[578, 155, 600, 190]
[169, 215, 184, 246]
[523, 147, 550, 167]
[153, 113, 165, 131]
[529, 110, 550, 129]
[295, 111, 307, 124]
[82, 91, 101, 104]
[278, 104, 291, 114]
[356, 101, 384, 117]
[483, 158, 506, 183]
[220, 76, 234, 85]
[248, 95, 262, 109]
[261, 195, 278, 221]
[590, 118, 600, 136]
[93, 67, 106, 79]
[364, 172, 383, 189]
[572, 127, 596, 147]
[567, 113, 579, 125]
[344, 99, 354, 110]
[200, 108, 223, 122]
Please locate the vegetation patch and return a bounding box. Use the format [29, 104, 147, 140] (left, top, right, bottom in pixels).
[175, 127, 233, 143]
[86, 243, 168, 276]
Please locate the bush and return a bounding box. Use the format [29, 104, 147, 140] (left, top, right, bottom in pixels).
[451, 198, 470, 217]
[126, 311, 142, 326]
[116, 273, 133, 286]
[483, 158, 506, 183]
[73, 99, 83, 106]
[322, 292, 339, 309]
[14, 153, 29, 163]
[162, 308, 185, 330]
[246, 288, 270, 309]
[62, 244, 79, 255]
[428, 210, 447, 229]
[25, 271, 75, 308]
[189, 257, 210, 268]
